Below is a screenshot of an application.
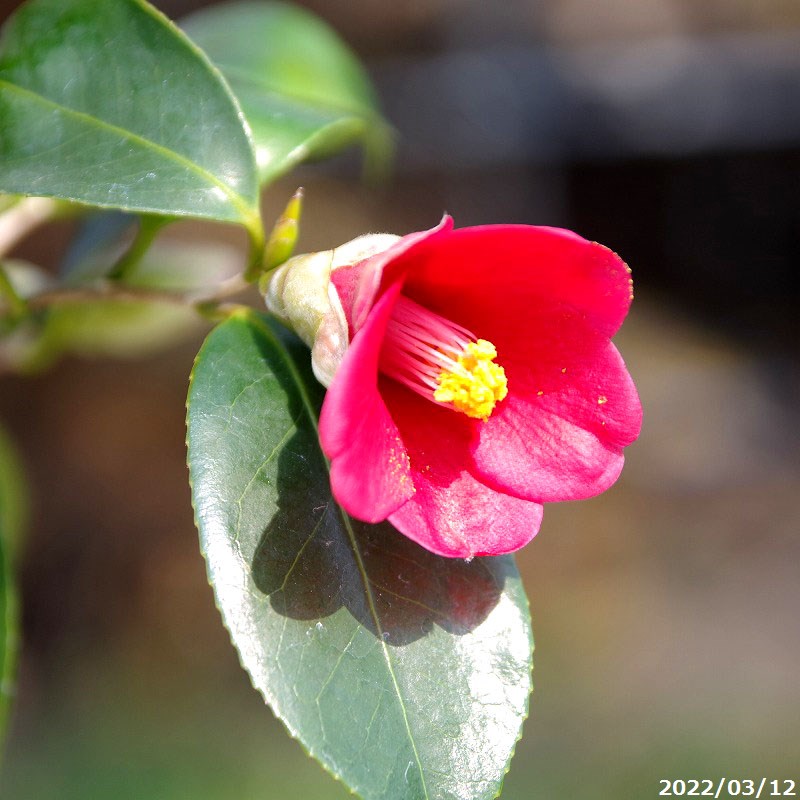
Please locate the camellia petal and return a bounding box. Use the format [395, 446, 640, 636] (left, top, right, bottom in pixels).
[277, 216, 642, 558]
[382, 384, 545, 557]
[320, 282, 414, 522]
[332, 216, 454, 334]
[399, 224, 634, 340]
[472, 318, 642, 502]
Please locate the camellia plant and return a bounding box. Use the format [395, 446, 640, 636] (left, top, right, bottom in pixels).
[0, 1, 642, 798]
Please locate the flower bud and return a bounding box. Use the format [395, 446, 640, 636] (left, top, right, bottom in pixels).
[264, 233, 399, 386]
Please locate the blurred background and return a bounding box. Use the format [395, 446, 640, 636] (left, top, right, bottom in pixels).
[0, 0, 798, 797]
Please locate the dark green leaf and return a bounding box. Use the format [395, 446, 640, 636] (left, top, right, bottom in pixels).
[0, 0, 260, 234]
[186, 312, 532, 800]
[181, 2, 393, 185]
[0, 425, 25, 745]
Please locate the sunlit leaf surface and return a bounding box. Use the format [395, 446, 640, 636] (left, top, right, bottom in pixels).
[0, 0, 260, 230]
[181, 2, 393, 185]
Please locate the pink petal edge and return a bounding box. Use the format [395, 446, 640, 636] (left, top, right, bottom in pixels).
[320, 282, 414, 522]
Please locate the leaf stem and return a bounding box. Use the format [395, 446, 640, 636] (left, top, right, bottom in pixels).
[107, 216, 170, 281]
[244, 221, 267, 284]
[195, 301, 254, 323]
[25, 274, 252, 316]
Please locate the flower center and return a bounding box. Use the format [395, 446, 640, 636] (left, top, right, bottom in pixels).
[379, 296, 508, 421]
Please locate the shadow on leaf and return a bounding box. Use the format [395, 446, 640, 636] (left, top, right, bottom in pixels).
[250, 413, 509, 647]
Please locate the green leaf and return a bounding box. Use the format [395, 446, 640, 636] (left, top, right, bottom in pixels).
[181, 2, 393, 186]
[0, 0, 261, 235]
[0, 425, 25, 745]
[186, 312, 532, 800]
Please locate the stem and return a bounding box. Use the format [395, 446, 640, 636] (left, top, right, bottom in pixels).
[0, 197, 265, 345]
[244, 219, 267, 284]
[195, 301, 253, 323]
[0, 276, 258, 376]
[0, 197, 61, 259]
[26, 283, 190, 311]
[24, 273, 254, 316]
[107, 215, 169, 281]
[245, 187, 304, 283]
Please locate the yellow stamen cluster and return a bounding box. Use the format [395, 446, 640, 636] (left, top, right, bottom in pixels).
[434, 340, 508, 421]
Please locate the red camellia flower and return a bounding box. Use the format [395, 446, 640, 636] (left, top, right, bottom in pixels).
[269, 216, 642, 558]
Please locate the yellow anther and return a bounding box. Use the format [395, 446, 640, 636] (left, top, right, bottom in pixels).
[434, 339, 508, 421]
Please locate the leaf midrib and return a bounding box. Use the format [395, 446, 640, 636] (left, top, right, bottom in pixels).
[251, 313, 430, 800]
[0, 79, 258, 225]
[338, 510, 430, 800]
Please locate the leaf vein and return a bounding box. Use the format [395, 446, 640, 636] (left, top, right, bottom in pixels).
[278, 503, 329, 593]
[0, 79, 257, 224]
[338, 509, 430, 800]
[245, 313, 431, 799]
[232, 416, 300, 547]
[313, 625, 360, 706]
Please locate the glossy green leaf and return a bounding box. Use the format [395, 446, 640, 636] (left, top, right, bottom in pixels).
[181, 2, 393, 185]
[186, 312, 533, 800]
[0, 0, 261, 234]
[0, 425, 25, 744]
